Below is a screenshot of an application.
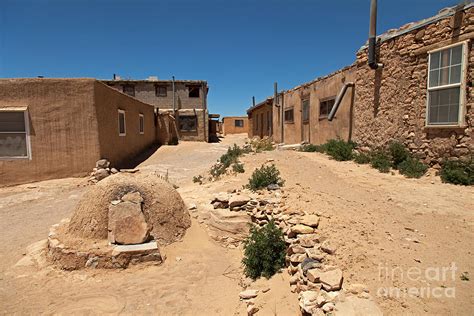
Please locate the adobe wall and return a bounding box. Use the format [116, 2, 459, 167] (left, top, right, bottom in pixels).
[248, 102, 272, 139]
[354, 7, 474, 165]
[222, 116, 249, 135]
[0, 79, 101, 186]
[272, 66, 356, 145]
[93, 81, 157, 168]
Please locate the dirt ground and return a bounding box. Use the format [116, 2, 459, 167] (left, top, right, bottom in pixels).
[0, 134, 473, 315]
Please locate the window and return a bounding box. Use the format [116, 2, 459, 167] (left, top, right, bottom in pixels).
[188, 86, 200, 98]
[179, 115, 197, 131]
[427, 43, 466, 126]
[319, 98, 336, 118]
[139, 114, 144, 134]
[0, 110, 30, 158]
[118, 110, 126, 136]
[266, 111, 271, 132]
[235, 119, 244, 127]
[122, 85, 135, 97]
[302, 99, 310, 122]
[284, 108, 294, 123]
[155, 85, 167, 97]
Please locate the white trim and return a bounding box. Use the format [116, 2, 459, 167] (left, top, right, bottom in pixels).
[425, 42, 467, 127]
[139, 113, 144, 135]
[0, 109, 32, 160]
[118, 109, 126, 136]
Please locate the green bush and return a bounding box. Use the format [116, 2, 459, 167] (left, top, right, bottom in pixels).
[210, 163, 227, 178]
[388, 141, 410, 168]
[232, 162, 245, 173]
[220, 144, 244, 167]
[242, 221, 286, 279]
[440, 157, 474, 185]
[247, 164, 284, 191]
[300, 144, 327, 153]
[192, 175, 203, 184]
[353, 152, 371, 164]
[398, 157, 428, 178]
[370, 150, 391, 173]
[325, 139, 355, 161]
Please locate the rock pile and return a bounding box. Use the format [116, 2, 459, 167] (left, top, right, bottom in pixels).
[89, 159, 118, 182]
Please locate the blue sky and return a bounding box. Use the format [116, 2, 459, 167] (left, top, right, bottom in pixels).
[0, 0, 461, 117]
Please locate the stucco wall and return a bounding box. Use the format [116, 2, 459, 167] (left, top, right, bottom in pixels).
[354, 6, 474, 165]
[93, 81, 157, 168]
[272, 66, 356, 145]
[0, 79, 101, 186]
[248, 102, 272, 138]
[222, 116, 249, 135]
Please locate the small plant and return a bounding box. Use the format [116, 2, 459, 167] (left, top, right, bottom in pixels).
[300, 144, 326, 153]
[460, 272, 470, 281]
[209, 144, 248, 179]
[232, 162, 245, 173]
[398, 157, 428, 178]
[192, 175, 203, 184]
[210, 162, 227, 178]
[370, 150, 391, 173]
[249, 137, 274, 152]
[247, 164, 284, 191]
[353, 152, 371, 164]
[242, 221, 286, 279]
[440, 157, 474, 186]
[388, 141, 410, 168]
[325, 139, 355, 161]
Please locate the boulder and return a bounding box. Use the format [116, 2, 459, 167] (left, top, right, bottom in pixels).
[94, 169, 110, 181]
[108, 201, 149, 245]
[239, 289, 258, 299]
[298, 233, 320, 247]
[299, 290, 319, 313]
[121, 191, 144, 204]
[290, 253, 307, 263]
[301, 258, 321, 274]
[229, 194, 250, 208]
[319, 268, 343, 291]
[291, 224, 314, 235]
[307, 268, 321, 283]
[300, 215, 320, 228]
[96, 159, 110, 169]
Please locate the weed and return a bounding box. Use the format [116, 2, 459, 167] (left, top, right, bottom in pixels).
[325, 139, 355, 161]
[440, 157, 474, 185]
[388, 141, 410, 168]
[247, 164, 284, 191]
[353, 152, 371, 164]
[370, 150, 391, 173]
[398, 157, 428, 178]
[242, 221, 286, 279]
[232, 162, 245, 173]
[192, 175, 203, 184]
[300, 144, 326, 153]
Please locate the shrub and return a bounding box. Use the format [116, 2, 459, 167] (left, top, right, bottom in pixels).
[398, 157, 428, 178]
[370, 150, 391, 173]
[300, 144, 326, 153]
[242, 221, 286, 279]
[388, 141, 410, 168]
[247, 164, 284, 191]
[440, 157, 474, 185]
[220, 144, 244, 167]
[192, 175, 203, 184]
[232, 162, 245, 173]
[325, 139, 355, 161]
[210, 163, 227, 178]
[353, 152, 371, 164]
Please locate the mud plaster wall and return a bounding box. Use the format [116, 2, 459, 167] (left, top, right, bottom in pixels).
[248, 102, 272, 139]
[354, 7, 474, 164]
[272, 66, 355, 145]
[0, 79, 101, 186]
[222, 116, 249, 135]
[93, 81, 157, 168]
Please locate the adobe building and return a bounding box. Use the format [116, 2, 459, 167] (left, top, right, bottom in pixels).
[354, 3, 473, 165]
[222, 116, 249, 135]
[0, 78, 157, 186]
[247, 98, 273, 139]
[102, 76, 210, 142]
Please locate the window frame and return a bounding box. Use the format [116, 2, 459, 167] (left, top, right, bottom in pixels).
[118, 109, 126, 136]
[155, 85, 167, 97]
[302, 99, 310, 123]
[188, 86, 200, 98]
[139, 113, 145, 135]
[319, 97, 336, 119]
[284, 108, 294, 123]
[234, 119, 244, 128]
[179, 115, 198, 132]
[122, 84, 135, 97]
[426, 41, 468, 127]
[0, 109, 31, 160]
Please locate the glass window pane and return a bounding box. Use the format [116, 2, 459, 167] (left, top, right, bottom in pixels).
[439, 89, 450, 105]
[440, 49, 451, 68]
[430, 51, 440, 70]
[430, 90, 439, 106]
[451, 45, 462, 65]
[429, 70, 439, 87]
[449, 65, 461, 84]
[0, 133, 27, 157]
[0, 112, 26, 132]
[448, 104, 459, 123]
[448, 87, 460, 105]
[438, 105, 449, 123]
[439, 67, 449, 86]
[428, 88, 460, 125]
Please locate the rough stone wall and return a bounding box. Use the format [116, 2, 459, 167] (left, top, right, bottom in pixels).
[354, 7, 474, 165]
[0, 79, 101, 186]
[93, 81, 157, 168]
[222, 116, 249, 135]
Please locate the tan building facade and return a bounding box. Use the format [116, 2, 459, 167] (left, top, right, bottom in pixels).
[247, 98, 273, 139]
[0, 78, 157, 186]
[222, 116, 249, 135]
[102, 78, 209, 142]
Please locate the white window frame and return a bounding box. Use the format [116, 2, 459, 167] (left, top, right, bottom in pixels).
[0, 109, 32, 160]
[139, 113, 145, 135]
[118, 109, 126, 136]
[426, 41, 468, 127]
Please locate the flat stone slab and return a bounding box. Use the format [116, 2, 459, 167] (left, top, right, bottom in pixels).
[112, 241, 158, 255]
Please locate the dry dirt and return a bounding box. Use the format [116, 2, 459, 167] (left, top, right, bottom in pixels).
[1, 134, 473, 315]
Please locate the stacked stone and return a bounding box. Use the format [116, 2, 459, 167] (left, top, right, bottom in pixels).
[89, 159, 118, 183]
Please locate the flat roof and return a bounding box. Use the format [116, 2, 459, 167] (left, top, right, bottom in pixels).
[101, 79, 207, 85]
